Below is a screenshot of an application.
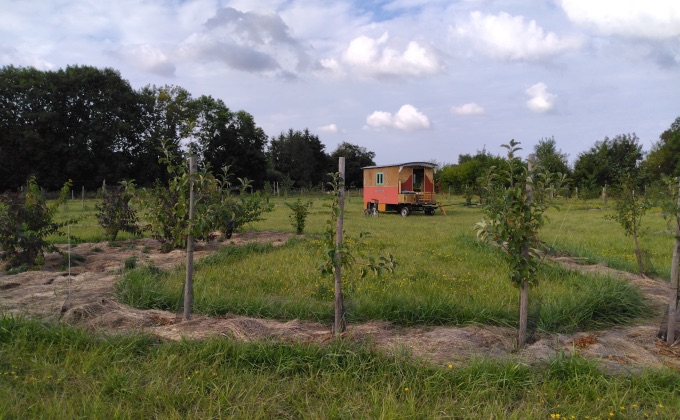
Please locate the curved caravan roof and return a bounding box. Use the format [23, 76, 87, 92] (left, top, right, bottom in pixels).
[361, 162, 437, 170]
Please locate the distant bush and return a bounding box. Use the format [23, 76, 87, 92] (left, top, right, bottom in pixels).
[95, 187, 141, 241]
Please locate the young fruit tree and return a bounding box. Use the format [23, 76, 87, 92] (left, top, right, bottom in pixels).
[319, 165, 397, 335]
[605, 173, 650, 275]
[125, 140, 272, 251]
[661, 177, 680, 344]
[0, 177, 78, 271]
[476, 140, 567, 348]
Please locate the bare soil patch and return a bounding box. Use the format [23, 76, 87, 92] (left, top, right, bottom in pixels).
[1, 231, 678, 372]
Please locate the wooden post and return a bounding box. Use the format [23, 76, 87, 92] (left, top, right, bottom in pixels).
[518, 154, 535, 348]
[334, 157, 346, 335]
[81, 186, 85, 209]
[183, 156, 197, 322]
[667, 179, 680, 343]
[603, 184, 607, 206]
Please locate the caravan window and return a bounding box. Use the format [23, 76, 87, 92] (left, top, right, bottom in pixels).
[376, 172, 384, 185]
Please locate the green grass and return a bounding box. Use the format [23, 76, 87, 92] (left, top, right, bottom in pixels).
[116, 196, 648, 332]
[542, 198, 675, 278]
[47, 194, 678, 282]
[1, 316, 678, 419]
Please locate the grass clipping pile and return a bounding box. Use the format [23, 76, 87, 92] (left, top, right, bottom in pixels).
[1, 232, 679, 373]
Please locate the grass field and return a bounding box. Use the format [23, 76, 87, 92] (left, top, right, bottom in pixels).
[48, 194, 678, 282]
[1, 316, 678, 419]
[4, 194, 679, 418]
[108, 193, 666, 332]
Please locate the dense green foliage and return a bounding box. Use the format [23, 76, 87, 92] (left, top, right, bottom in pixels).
[2, 316, 678, 419]
[533, 136, 570, 177]
[572, 133, 643, 198]
[437, 150, 504, 198]
[0, 177, 77, 270]
[267, 128, 332, 189]
[643, 116, 680, 180]
[95, 188, 141, 241]
[0, 65, 147, 191]
[329, 142, 376, 188]
[126, 143, 272, 250]
[0, 66, 270, 191]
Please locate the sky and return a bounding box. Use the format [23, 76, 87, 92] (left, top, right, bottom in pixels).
[2, 0, 679, 166]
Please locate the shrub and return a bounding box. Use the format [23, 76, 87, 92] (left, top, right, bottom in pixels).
[95, 187, 141, 241]
[0, 177, 78, 270]
[127, 143, 272, 250]
[286, 198, 313, 234]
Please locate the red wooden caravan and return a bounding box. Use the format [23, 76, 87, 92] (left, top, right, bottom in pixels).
[362, 162, 438, 216]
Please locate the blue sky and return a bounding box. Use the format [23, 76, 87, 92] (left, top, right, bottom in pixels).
[2, 0, 679, 166]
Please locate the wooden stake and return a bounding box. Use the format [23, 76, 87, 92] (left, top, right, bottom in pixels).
[667, 179, 680, 343]
[518, 154, 535, 348]
[183, 156, 197, 322]
[334, 157, 346, 335]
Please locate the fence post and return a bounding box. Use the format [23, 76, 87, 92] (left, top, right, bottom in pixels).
[518, 154, 534, 348]
[334, 157, 346, 335]
[81, 186, 85, 209]
[667, 179, 680, 343]
[183, 156, 197, 322]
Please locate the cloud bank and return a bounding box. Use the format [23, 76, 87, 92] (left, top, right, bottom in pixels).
[452, 11, 581, 61]
[323, 32, 443, 79]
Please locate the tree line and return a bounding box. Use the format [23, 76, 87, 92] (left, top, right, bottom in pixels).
[0, 65, 376, 192]
[438, 123, 680, 199]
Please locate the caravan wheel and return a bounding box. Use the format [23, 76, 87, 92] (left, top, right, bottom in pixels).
[400, 206, 410, 217]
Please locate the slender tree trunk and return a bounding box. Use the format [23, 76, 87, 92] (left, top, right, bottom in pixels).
[334, 157, 346, 335]
[183, 156, 196, 322]
[632, 189, 645, 274]
[667, 181, 680, 343]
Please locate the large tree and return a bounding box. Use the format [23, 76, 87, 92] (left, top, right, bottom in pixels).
[194, 96, 267, 188]
[329, 142, 375, 188]
[643, 116, 680, 181]
[268, 128, 331, 189]
[533, 137, 570, 176]
[134, 85, 196, 185]
[0, 65, 145, 190]
[572, 133, 643, 196]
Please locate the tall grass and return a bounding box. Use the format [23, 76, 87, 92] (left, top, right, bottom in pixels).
[1, 317, 678, 419]
[117, 232, 647, 332]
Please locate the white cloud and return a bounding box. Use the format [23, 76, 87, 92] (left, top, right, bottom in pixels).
[366, 104, 431, 131]
[560, 0, 680, 39]
[366, 110, 395, 129]
[318, 123, 339, 133]
[452, 11, 581, 61]
[452, 102, 485, 116]
[339, 32, 444, 79]
[395, 104, 431, 130]
[525, 83, 556, 113]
